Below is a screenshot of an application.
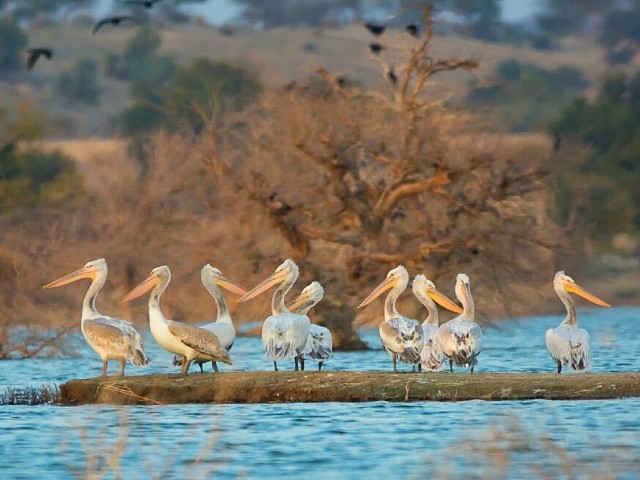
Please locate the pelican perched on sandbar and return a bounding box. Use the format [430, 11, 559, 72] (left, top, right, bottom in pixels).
[358, 265, 424, 372]
[545, 271, 611, 373]
[287, 281, 332, 371]
[43, 258, 150, 376]
[121, 265, 231, 374]
[172, 264, 247, 372]
[412, 274, 463, 372]
[438, 273, 483, 372]
[238, 259, 311, 371]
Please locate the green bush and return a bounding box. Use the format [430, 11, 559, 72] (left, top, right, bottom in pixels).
[0, 19, 28, 71]
[56, 58, 100, 105]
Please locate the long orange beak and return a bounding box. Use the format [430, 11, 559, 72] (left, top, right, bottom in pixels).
[565, 281, 611, 308]
[357, 276, 395, 309]
[121, 274, 159, 303]
[215, 274, 248, 296]
[287, 290, 310, 313]
[43, 266, 94, 289]
[237, 270, 287, 303]
[427, 288, 463, 314]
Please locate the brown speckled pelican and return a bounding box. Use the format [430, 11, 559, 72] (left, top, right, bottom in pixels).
[43, 258, 150, 376]
[121, 265, 231, 374]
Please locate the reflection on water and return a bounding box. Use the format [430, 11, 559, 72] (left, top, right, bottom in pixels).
[0, 308, 639, 478]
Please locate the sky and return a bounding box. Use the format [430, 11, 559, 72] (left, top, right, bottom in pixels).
[96, 0, 542, 25]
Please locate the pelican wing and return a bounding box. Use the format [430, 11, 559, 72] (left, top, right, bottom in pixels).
[302, 324, 333, 360]
[167, 321, 232, 365]
[262, 313, 310, 360]
[84, 317, 150, 366]
[201, 321, 236, 350]
[438, 319, 482, 367]
[420, 323, 445, 372]
[545, 326, 591, 371]
[380, 317, 423, 364]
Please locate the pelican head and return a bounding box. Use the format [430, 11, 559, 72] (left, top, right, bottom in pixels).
[412, 274, 462, 314]
[237, 258, 298, 303]
[357, 265, 409, 309]
[201, 264, 248, 296]
[553, 271, 611, 308]
[455, 273, 471, 300]
[43, 258, 107, 289]
[287, 281, 324, 314]
[121, 265, 171, 303]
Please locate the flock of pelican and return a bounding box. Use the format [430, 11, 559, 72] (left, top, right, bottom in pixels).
[43, 258, 611, 377]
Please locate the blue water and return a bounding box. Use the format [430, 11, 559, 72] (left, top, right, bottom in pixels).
[1, 307, 639, 479]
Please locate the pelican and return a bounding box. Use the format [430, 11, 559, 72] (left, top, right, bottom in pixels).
[287, 281, 332, 371]
[237, 259, 311, 371]
[438, 273, 483, 372]
[357, 265, 424, 372]
[412, 274, 463, 372]
[43, 259, 150, 376]
[545, 271, 611, 373]
[121, 265, 231, 374]
[171, 264, 247, 372]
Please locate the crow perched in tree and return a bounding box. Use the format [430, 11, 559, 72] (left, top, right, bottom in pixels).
[406, 24, 419, 37]
[364, 22, 385, 36]
[125, 0, 163, 9]
[92, 15, 139, 34]
[369, 43, 384, 54]
[26, 47, 53, 70]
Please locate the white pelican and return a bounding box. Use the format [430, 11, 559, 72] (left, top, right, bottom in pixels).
[545, 271, 611, 373]
[121, 265, 231, 374]
[287, 281, 332, 371]
[237, 259, 311, 371]
[357, 265, 424, 372]
[412, 274, 463, 372]
[43, 258, 150, 377]
[438, 273, 483, 372]
[172, 264, 247, 373]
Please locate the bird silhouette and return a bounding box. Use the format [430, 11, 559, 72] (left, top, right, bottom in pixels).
[406, 24, 419, 37]
[364, 22, 385, 36]
[386, 67, 398, 86]
[93, 15, 139, 34]
[369, 43, 384, 54]
[26, 47, 53, 70]
[125, 0, 162, 8]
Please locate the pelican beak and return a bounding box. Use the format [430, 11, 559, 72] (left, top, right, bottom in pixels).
[287, 291, 310, 312]
[357, 276, 395, 309]
[215, 274, 248, 296]
[43, 266, 95, 289]
[121, 273, 159, 304]
[565, 281, 611, 308]
[427, 288, 463, 314]
[237, 269, 287, 303]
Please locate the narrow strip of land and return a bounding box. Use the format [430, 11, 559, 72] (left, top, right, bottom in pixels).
[59, 372, 640, 405]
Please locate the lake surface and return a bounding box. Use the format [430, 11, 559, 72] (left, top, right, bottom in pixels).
[1, 307, 639, 478]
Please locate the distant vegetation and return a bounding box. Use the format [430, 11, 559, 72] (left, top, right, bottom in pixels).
[56, 58, 101, 106]
[467, 59, 589, 132]
[0, 19, 28, 72]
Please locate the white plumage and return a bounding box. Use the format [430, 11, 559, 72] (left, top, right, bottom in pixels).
[545, 271, 611, 373]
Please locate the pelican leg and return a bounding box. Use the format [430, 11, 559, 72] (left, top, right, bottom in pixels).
[470, 365, 474, 373]
[273, 361, 278, 371]
[318, 361, 323, 371]
[300, 357, 305, 371]
[294, 357, 299, 371]
[101, 360, 108, 377]
[198, 362, 204, 373]
[120, 360, 126, 376]
[556, 361, 562, 374]
[181, 358, 193, 375]
[418, 363, 422, 373]
[449, 358, 453, 373]
[392, 355, 397, 373]
[212, 361, 219, 373]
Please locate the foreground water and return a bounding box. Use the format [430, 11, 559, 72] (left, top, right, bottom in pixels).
[1, 307, 639, 478]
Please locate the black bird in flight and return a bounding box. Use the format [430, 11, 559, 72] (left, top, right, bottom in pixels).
[125, 0, 163, 9]
[26, 47, 53, 70]
[93, 15, 139, 34]
[369, 43, 384, 54]
[364, 22, 385, 36]
[406, 24, 419, 37]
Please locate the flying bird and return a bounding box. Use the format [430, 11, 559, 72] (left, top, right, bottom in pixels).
[406, 24, 419, 37]
[125, 0, 163, 8]
[369, 43, 384, 54]
[364, 22, 386, 36]
[93, 15, 139, 34]
[26, 47, 53, 70]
